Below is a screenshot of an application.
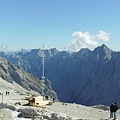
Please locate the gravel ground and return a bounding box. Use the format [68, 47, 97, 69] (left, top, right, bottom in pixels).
[46, 102, 120, 120]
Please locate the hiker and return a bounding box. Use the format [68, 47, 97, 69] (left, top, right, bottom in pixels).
[6, 91, 7, 95]
[110, 102, 118, 119]
[45, 95, 49, 100]
[53, 98, 55, 102]
[110, 103, 114, 118]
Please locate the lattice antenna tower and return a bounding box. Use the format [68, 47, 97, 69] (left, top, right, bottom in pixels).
[41, 45, 45, 80]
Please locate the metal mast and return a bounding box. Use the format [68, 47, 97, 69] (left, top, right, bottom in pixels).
[41, 45, 45, 80]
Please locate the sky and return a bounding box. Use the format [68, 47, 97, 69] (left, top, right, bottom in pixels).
[0, 0, 120, 52]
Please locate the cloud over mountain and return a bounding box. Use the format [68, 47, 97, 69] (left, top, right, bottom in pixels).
[65, 31, 110, 52]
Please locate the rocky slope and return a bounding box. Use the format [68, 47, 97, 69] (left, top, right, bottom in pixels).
[0, 57, 57, 99]
[1, 44, 120, 106]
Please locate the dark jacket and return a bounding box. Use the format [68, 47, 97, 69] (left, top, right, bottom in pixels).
[110, 103, 118, 112]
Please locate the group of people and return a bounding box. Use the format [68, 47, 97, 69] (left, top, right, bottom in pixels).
[6, 91, 10, 95]
[110, 102, 118, 120]
[0, 91, 10, 96]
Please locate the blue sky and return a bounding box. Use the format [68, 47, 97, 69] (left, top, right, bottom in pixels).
[0, 0, 120, 52]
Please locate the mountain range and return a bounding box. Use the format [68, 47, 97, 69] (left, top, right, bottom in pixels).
[0, 44, 120, 106]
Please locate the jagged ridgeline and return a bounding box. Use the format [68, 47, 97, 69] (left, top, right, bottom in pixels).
[1, 44, 120, 106]
[0, 56, 57, 99]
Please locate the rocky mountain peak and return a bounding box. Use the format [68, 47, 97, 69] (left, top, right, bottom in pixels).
[93, 44, 113, 62]
[94, 44, 112, 53]
[49, 48, 58, 55]
[74, 48, 91, 58]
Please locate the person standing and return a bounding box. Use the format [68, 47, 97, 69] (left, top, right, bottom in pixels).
[6, 91, 7, 95]
[113, 102, 118, 120]
[110, 103, 114, 118]
[52, 98, 56, 102]
[110, 102, 118, 120]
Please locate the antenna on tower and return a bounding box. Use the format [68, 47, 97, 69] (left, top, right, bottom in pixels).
[41, 45, 45, 80]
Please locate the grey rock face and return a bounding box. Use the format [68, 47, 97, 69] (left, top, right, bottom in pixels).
[0, 103, 76, 120]
[0, 57, 57, 99]
[17, 106, 76, 119]
[1, 44, 120, 106]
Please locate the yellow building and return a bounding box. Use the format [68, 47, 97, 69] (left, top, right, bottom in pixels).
[28, 96, 52, 107]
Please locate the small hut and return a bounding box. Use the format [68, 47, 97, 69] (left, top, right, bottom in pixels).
[28, 96, 52, 107]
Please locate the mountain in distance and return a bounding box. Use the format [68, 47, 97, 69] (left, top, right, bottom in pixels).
[1, 44, 120, 106]
[0, 56, 57, 99]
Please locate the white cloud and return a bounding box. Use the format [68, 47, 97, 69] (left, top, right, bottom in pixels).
[65, 31, 110, 52]
[0, 44, 9, 52]
[96, 31, 110, 41]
